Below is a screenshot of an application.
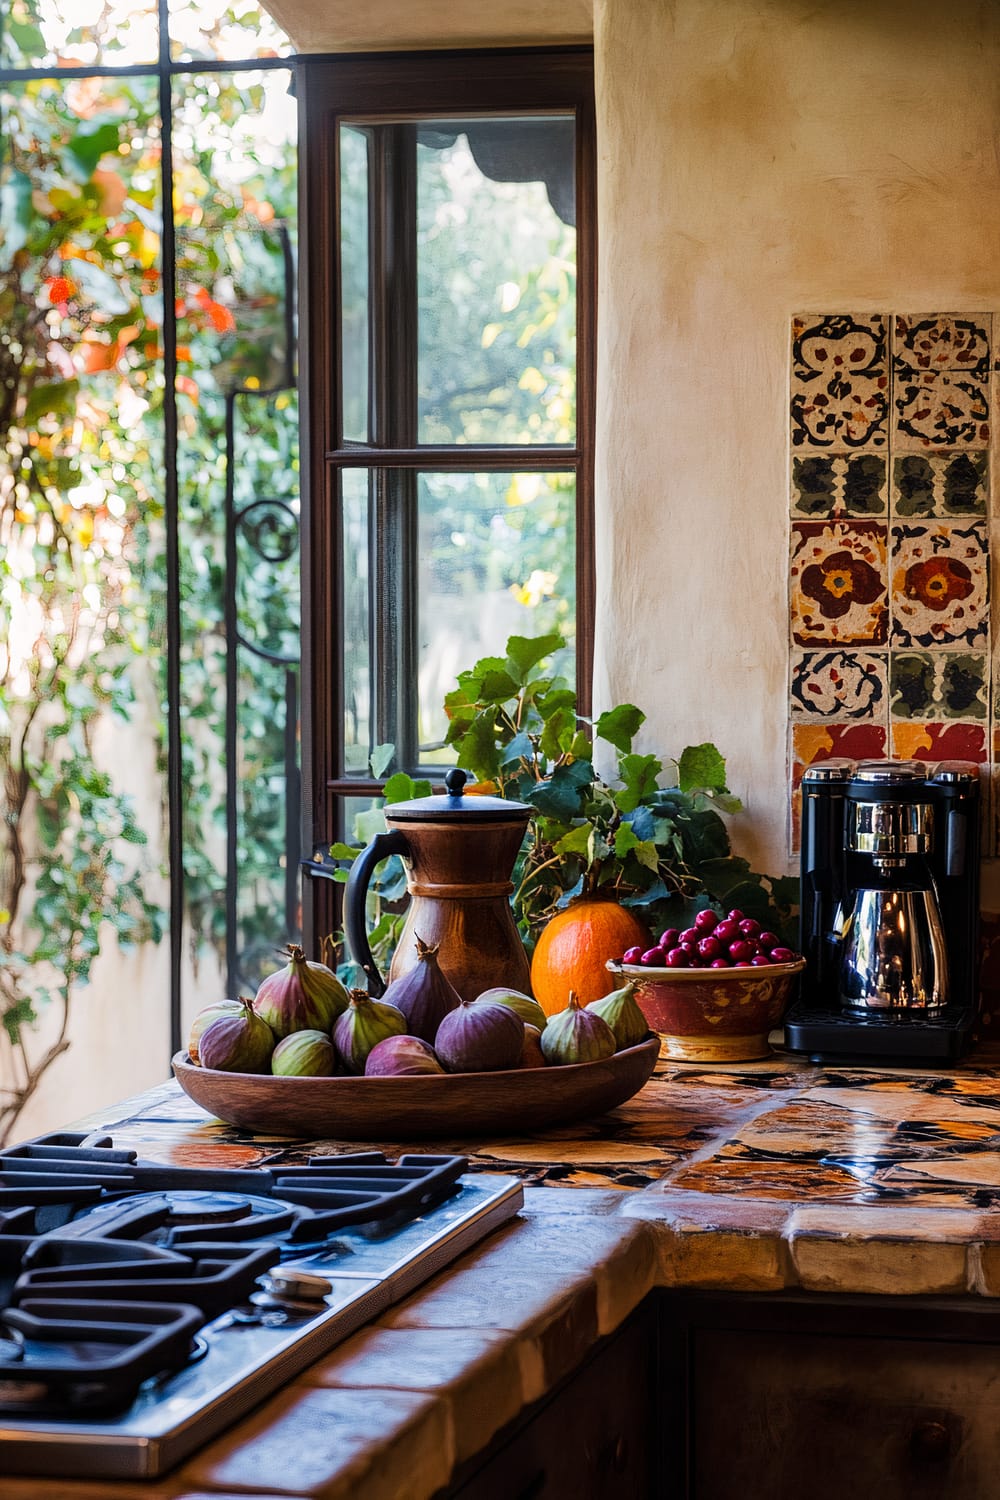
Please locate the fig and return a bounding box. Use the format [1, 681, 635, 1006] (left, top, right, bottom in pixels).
[434, 998, 525, 1074]
[586, 981, 647, 1050]
[333, 989, 407, 1074]
[198, 998, 276, 1074]
[476, 986, 547, 1033]
[253, 945, 349, 1039]
[519, 1023, 546, 1069]
[380, 935, 462, 1044]
[541, 991, 616, 1066]
[365, 1035, 445, 1076]
[271, 1029, 337, 1077]
[188, 998, 246, 1064]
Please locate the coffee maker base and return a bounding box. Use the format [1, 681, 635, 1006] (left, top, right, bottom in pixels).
[783, 999, 977, 1065]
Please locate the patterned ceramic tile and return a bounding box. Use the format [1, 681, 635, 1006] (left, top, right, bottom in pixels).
[893, 314, 991, 379]
[892, 452, 988, 517]
[790, 521, 888, 646]
[790, 722, 888, 851]
[791, 314, 888, 450]
[890, 722, 987, 764]
[790, 650, 887, 720]
[890, 522, 988, 647]
[889, 651, 987, 721]
[893, 371, 989, 449]
[791, 455, 887, 517]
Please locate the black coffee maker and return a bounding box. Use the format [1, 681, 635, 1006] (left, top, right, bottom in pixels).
[784, 759, 981, 1063]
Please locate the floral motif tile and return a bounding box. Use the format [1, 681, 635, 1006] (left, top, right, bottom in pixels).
[889, 651, 987, 721]
[892, 452, 988, 517]
[790, 521, 888, 646]
[791, 455, 887, 517]
[890, 722, 987, 764]
[791, 314, 888, 450]
[893, 314, 991, 380]
[894, 371, 989, 449]
[790, 650, 887, 720]
[890, 522, 988, 647]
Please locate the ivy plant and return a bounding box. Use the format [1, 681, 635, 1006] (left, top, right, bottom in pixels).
[332, 633, 799, 971]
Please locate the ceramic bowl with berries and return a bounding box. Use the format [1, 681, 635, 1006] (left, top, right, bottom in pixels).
[605, 909, 806, 1063]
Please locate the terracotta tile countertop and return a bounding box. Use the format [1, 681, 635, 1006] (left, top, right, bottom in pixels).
[9, 1045, 1000, 1500]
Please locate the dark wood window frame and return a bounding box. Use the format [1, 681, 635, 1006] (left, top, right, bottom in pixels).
[297, 47, 596, 952]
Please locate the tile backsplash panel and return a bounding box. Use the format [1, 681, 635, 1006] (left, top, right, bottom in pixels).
[788, 313, 994, 852]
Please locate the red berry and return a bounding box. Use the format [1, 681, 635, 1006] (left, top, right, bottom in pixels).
[693, 909, 719, 933]
[769, 946, 798, 964]
[679, 927, 700, 947]
[698, 935, 723, 960]
[640, 947, 664, 966]
[665, 947, 691, 968]
[758, 932, 780, 953]
[709, 958, 730, 969]
[622, 946, 644, 965]
[659, 928, 680, 950]
[727, 909, 745, 923]
[738, 918, 761, 940]
[714, 917, 740, 944]
[734, 961, 752, 967]
[727, 939, 755, 963]
[750, 954, 773, 966]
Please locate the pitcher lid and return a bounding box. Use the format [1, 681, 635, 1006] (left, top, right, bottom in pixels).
[386, 767, 532, 822]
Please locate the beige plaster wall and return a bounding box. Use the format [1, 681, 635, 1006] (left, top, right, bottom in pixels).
[593, 0, 1000, 881]
[264, 0, 593, 54]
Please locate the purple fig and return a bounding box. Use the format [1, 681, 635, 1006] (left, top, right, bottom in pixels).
[271, 1029, 337, 1077]
[365, 1035, 444, 1076]
[541, 991, 615, 1066]
[199, 998, 276, 1074]
[333, 990, 406, 1074]
[253, 945, 349, 1039]
[434, 998, 524, 1074]
[380, 935, 462, 1043]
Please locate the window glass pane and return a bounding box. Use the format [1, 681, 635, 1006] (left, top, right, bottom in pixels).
[171, 68, 299, 994]
[416, 116, 576, 446]
[168, 0, 292, 62]
[1, 0, 158, 69]
[342, 469, 371, 772]
[339, 125, 370, 444]
[417, 471, 575, 757]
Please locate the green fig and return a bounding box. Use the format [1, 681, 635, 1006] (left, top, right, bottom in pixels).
[477, 986, 548, 1033]
[271, 1029, 337, 1077]
[333, 989, 407, 1074]
[586, 981, 647, 1050]
[541, 991, 616, 1067]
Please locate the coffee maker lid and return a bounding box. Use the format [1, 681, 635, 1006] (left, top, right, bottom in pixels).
[852, 759, 927, 784]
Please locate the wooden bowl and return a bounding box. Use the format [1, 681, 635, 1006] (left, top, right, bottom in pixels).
[171, 1035, 660, 1140]
[606, 957, 806, 1062]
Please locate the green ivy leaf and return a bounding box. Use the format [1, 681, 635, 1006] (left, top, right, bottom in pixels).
[678, 743, 728, 794]
[477, 668, 519, 703]
[505, 632, 563, 685]
[615, 753, 662, 813]
[454, 710, 502, 782]
[595, 703, 644, 754]
[554, 823, 593, 856]
[369, 742, 395, 778]
[500, 730, 534, 768]
[382, 771, 428, 804]
[526, 759, 594, 821]
[539, 704, 577, 761]
[330, 842, 359, 861]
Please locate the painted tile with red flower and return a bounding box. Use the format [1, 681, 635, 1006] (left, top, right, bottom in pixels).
[790, 521, 888, 646]
[790, 722, 888, 850]
[890, 522, 988, 647]
[791, 314, 888, 450]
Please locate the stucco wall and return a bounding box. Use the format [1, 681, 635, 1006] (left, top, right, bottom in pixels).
[262, 0, 593, 54]
[592, 0, 1000, 883]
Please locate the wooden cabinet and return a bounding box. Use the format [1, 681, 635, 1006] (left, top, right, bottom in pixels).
[665, 1292, 1000, 1500]
[448, 1306, 663, 1500]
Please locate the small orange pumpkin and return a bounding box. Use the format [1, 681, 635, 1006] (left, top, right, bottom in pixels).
[530, 899, 652, 1016]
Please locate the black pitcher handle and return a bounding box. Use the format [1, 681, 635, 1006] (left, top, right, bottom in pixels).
[344, 829, 409, 996]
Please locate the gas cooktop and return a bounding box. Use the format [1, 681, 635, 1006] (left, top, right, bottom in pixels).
[0, 1131, 522, 1478]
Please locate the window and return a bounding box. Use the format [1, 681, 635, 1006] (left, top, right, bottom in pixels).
[298, 49, 596, 950]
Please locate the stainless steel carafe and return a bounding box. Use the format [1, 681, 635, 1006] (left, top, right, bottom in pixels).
[838, 783, 948, 1011]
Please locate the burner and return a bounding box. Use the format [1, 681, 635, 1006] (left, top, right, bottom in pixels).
[0, 1131, 522, 1479]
